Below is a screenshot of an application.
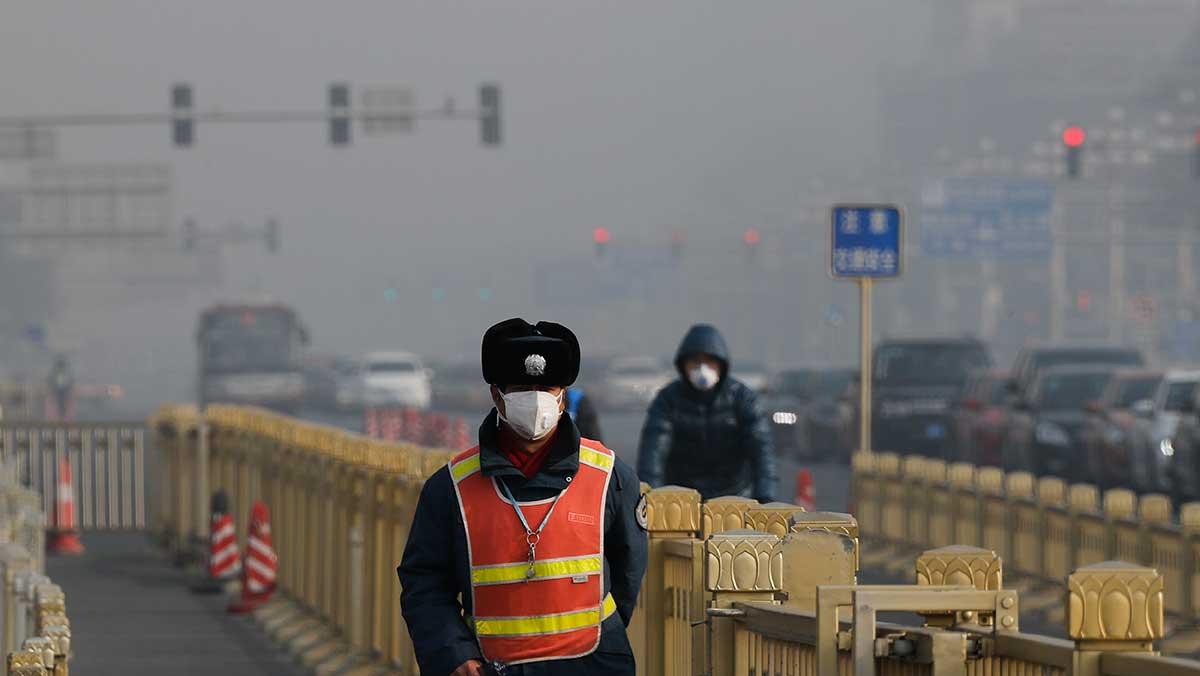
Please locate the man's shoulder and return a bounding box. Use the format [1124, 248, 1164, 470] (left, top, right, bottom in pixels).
[652, 379, 686, 402]
[418, 464, 455, 499]
[723, 378, 758, 400]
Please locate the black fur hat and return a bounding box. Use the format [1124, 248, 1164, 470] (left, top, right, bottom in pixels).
[481, 318, 580, 387]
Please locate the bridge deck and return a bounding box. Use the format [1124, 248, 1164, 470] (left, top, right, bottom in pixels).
[47, 532, 306, 675]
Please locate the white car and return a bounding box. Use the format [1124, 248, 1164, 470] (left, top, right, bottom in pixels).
[603, 357, 673, 410]
[360, 351, 432, 409]
[1135, 369, 1200, 493]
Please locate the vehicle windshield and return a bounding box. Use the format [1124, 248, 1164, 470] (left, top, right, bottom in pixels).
[1114, 376, 1161, 408]
[1165, 382, 1198, 412]
[1036, 372, 1112, 410]
[874, 345, 988, 387]
[200, 311, 297, 374]
[368, 361, 418, 374]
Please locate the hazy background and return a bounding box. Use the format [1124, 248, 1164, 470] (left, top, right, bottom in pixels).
[4, 1, 1200, 410]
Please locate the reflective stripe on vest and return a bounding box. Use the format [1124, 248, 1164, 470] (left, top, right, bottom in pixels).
[449, 442, 616, 665]
[470, 593, 618, 638]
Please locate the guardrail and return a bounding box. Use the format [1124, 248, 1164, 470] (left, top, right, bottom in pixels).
[153, 406, 1200, 675]
[851, 452, 1200, 630]
[0, 458, 73, 676]
[0, 421, 148, 531]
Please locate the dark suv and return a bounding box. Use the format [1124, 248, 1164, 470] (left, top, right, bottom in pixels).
[870, 338, 992, 458]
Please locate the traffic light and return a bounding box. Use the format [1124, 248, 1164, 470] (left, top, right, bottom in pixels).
[743, 228, 761, 259]
[171, 83, 193, 147]
[593, 227, 610, 258]
[480, 83, 501, 147]
[1062, 125, 1085, 179]
[264, 218, 280, 254]
[670, 230, 685, 259]
[328, 82, 351, 147]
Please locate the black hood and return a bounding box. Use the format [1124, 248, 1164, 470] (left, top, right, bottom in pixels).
[674, 324, 730, 380]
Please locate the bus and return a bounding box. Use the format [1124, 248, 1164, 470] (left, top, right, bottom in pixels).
[197, 304, 308, 412]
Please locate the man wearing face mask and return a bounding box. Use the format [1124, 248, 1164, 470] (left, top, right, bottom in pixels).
[399, 318, 647, 676]
[637, 323, 776, 502]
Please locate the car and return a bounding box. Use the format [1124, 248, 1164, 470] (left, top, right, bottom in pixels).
[1004, 365, 1115, 481]
[302, 355, 365, 411]
[601, 356, 673, 411]
[869, 338, 992, 459]
[1078, 369, 1162, 490]
[949, 369, 1009, 466]
[1008, 346, 1144, 404]
[360, 351, 432, 409]
[764, 368, 855, 461]
[1132, 370, 1200, 495]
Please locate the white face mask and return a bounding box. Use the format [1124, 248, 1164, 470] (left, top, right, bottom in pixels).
[688, 364, 720, 391]
[499, 390, 563, 440]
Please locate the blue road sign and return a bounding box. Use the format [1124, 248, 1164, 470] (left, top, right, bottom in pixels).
[830, 205, 902, 279]
[919, 178, 1053, 261]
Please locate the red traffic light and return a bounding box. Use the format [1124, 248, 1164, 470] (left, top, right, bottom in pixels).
[1062, 126, 1086, 148]
[592, 227, 611, 245]
[743, 228, 762, 246]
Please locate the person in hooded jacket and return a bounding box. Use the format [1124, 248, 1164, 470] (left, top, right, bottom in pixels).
[636, 324, 776, 502]
[399, 318, 646, 676]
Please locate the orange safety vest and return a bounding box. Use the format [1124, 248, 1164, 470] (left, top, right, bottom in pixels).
[449, 440, 617, 665]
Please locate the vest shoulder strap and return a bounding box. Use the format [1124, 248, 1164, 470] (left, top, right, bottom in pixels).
[448, 447, 482, 483]
[578, 442, 614, 473]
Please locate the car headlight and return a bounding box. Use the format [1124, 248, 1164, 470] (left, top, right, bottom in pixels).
[1160, 438, 1176, 457]
[772, 412, 798, 425]
[1035, 422, 1070, 446]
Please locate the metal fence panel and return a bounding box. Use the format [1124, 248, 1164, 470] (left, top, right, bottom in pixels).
[0, 423, 146, 531]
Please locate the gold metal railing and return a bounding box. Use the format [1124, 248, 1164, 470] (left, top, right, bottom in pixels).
[152, 407, 1200, 676]
[0, 458, 72, 676]
[852, 451, 1200, 631]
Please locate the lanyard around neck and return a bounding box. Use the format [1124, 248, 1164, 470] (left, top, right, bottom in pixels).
[497, 479, 565, 538]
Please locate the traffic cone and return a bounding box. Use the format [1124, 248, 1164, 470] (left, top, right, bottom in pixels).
[402, 409, 423, 443]
[451, 417, 472, 450]
[429, 413, 453, 448]
[382, 408, 403, 441]
[47, 458, 84, 555]
[364, 408, 381, 438]
[192, 491, 240, 594]
[228, 501, 277, 614]
[795, 469, 816, 512]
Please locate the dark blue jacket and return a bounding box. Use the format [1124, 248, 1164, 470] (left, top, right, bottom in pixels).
[398, 410, 646, 676]
[636, 324, 776, 501]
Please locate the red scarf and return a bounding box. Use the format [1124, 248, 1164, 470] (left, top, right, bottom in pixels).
[499, 430, 558, 479]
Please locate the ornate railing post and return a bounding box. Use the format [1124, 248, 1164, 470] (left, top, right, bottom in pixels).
[1067, 561, 1164, 676]
[915, 545, 1003, 628]
[704, 530, 782, 676]
[783, 511, 858, 612]
[701, 496, 757, 539]
[642, 486, 701, 676]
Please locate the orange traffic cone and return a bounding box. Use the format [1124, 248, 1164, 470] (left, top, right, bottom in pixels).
[193, 491, 240, 594]
[47, 458, 84, 555]
[228, 501, 277, 613]
[795, 469, 816, 512]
